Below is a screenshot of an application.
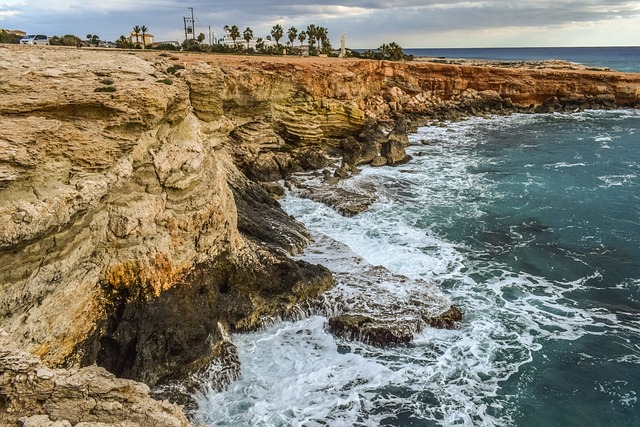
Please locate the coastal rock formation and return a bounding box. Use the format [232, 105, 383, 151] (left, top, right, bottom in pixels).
[0, 45, 333, 399]
[0, 331, 190, 426]
[1, 44, 639, 421]
[295, 235, 462, 346]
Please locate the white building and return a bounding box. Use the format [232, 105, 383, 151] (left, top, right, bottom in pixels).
[219, 31, 272, 50]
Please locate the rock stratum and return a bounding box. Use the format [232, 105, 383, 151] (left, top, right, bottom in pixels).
[1, 45, 639, 424]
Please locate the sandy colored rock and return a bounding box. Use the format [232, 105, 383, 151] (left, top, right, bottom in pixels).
[0, 331, 190, 427]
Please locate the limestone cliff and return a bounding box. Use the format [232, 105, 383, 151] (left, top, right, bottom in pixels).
[1, 45, 639, 423]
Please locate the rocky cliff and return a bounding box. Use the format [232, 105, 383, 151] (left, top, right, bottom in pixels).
[1, 44, 639, 424]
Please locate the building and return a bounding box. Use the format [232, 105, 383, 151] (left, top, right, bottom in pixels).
[128, 32, 154, 47]
[218, 31, 275, 50]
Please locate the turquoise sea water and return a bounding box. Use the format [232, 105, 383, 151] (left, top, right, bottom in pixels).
[196, 109, 640, 426]
[402, 47, 640, 73]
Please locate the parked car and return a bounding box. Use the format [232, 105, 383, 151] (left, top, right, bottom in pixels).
[20, 34, 49, 45]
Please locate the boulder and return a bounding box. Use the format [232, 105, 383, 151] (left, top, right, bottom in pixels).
[0, 331, 190, 427]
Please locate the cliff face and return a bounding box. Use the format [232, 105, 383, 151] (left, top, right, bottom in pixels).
[1, 45, 639, 419]
[0, 46, 335, 392]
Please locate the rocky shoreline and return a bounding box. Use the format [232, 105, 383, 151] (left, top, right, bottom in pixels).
[1, 44, 639, 425]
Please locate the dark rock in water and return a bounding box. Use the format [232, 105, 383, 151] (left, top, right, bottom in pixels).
[323, 176, 341, 185]
[521, 219, 551, 233]
[328, 305, 462, 347]
[328, 314, 413, 346]
[358, 122, 389, 147]
[334, 166, 351, 179]
[426, 305, 463, 329]
[261, 181, 286, 198]
[381, 139, 411, 166]
[299, 235, 462, 347]
[387, 117, 410, 147]
[380, 118, 411, 166]
[341, 135, 379, 167]
[370, 155, 388, 167]
[152, 323, 241, 414]
[288, 175, 378, 217]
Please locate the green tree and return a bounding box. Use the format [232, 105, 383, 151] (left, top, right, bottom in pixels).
[54, 34, 82, 47]
[116, 35, 132, 49]
[243, 27, 253, 49]
[140, 25, 148, 48]
[271, 24, 284, 48]
[132, 25, 141, 47]
[297, 31, 307, 47]
[306, 24, 318, 49]
[255, 37, 265, 53]
[0, 31, 21, 44]
[316, 26, 330, 53]
[197, 32, 206, 43]
[224, 25, 240, 49]
[86, 34, 100, 47]
[287, 26, 298, 48]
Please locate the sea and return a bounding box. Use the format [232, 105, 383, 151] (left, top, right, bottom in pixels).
[408, 47, 640, 73]
[195, 50, 640, 426]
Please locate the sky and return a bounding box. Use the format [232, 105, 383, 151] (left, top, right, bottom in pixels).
[1, 1, 640, 48]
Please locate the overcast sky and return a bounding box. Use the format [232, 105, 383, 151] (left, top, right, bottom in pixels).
[2, 1, 640, 48]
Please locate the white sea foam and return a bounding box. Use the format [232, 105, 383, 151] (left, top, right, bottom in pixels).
[597, 173, 637, 187]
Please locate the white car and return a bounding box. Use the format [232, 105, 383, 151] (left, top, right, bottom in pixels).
[20, 34, 49, 45]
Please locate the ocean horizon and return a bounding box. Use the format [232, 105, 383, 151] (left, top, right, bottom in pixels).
[358, 46, 640, 73]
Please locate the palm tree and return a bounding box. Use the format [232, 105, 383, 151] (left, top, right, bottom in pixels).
[387, 42, 405, 61]
[317, 26, 329, 53]
[243, 27, 254, 50]
[229, 25, 240, 49]
[132, 25, 141, 47]
[306, 24, 318, 49]
[271, 24, 284, 48]
[287, 26, 298, 48]
[298, 31, 307, 47]
[140, 25, 148, 48]
[255, 37, 265, 53]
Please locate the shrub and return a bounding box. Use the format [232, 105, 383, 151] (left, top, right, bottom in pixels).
[166, 65, 185, 75]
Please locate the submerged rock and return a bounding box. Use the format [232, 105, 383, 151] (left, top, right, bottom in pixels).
[288, 174, 378, 217]
[296, 235, 462, 347]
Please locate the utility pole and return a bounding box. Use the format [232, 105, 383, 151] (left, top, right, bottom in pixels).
[190, 7, 195, 40]
[183, 7, 195, 42]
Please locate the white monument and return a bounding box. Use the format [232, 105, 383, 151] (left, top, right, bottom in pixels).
[340, 33, 346, 58]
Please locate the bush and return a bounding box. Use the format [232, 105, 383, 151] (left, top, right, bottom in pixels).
[154, 43, 178, 51]
[94, 86, 116, 92]
[166, 65, 185, 75]
[0, 31, 21, 44]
